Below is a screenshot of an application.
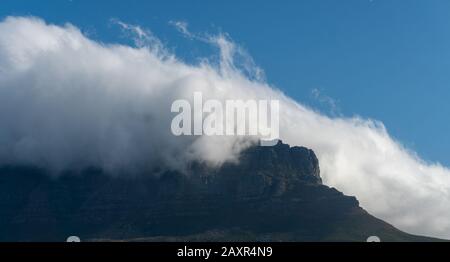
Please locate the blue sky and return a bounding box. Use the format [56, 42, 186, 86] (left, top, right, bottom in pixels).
[1, 0, 450, 165]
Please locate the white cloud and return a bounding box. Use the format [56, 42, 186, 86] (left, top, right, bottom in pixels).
[1, 16, 450, 239]
[169, 20, 194, 39]
[112, 18, 169, 57]
[311, 88, 341, 116]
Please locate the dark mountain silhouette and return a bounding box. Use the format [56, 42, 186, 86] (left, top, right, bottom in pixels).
[0, 141, 439, 241]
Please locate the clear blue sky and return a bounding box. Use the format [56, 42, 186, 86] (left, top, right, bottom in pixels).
[1, 0, 450, 165]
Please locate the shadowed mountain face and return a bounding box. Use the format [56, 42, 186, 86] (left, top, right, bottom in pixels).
[0, 141, 438, 241]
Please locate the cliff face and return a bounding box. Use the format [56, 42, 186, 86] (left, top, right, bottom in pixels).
[0, 141, 436, 241]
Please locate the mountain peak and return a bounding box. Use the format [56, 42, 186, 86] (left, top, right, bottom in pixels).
[237, 140, 322, 184]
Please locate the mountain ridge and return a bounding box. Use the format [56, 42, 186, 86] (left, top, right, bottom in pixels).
[0, 141, 442, 241]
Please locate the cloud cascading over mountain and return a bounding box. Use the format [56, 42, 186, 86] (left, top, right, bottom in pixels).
[1, 16, 450, 239]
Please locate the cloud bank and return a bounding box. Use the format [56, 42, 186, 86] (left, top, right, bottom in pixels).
[1, 16, 450, 239]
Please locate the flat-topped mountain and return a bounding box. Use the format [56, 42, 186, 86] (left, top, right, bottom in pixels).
[0, 141, 439, 241]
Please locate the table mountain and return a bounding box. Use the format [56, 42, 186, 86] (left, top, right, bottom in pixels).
[0, 140, 439, 241]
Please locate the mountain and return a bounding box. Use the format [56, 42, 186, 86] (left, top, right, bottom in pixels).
[0, 141, 439, 241]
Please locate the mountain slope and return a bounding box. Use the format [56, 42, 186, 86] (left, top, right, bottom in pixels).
[0, 141, 440, 241]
